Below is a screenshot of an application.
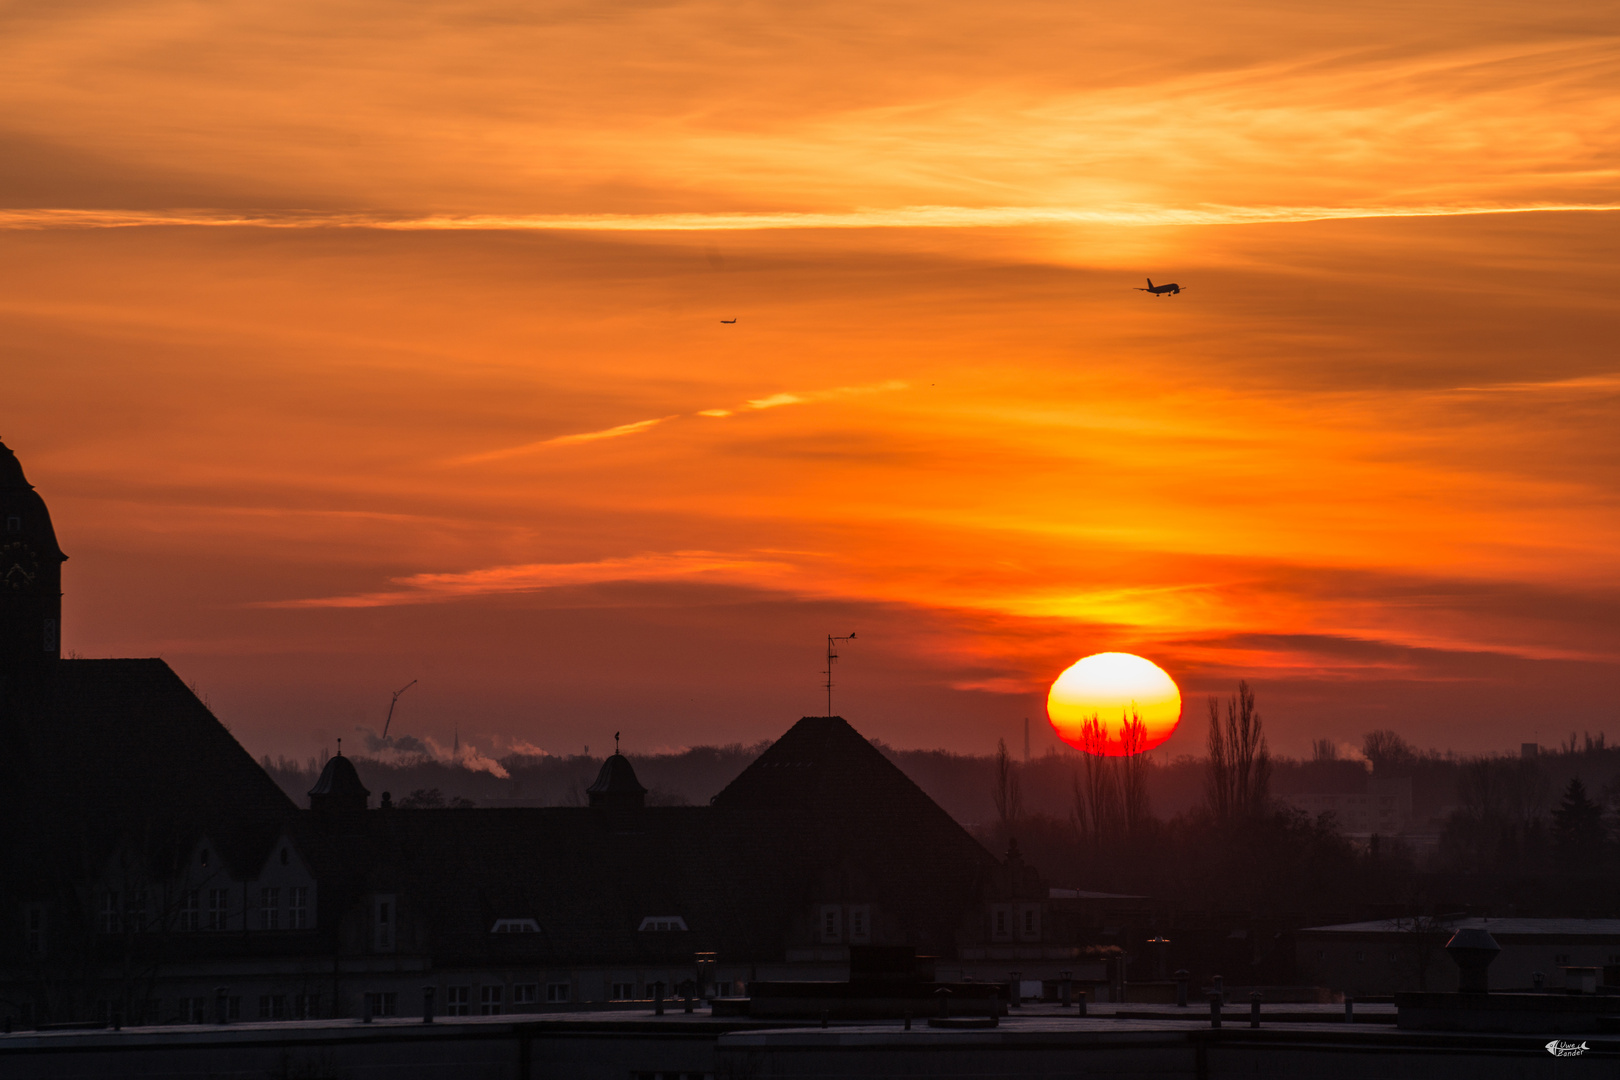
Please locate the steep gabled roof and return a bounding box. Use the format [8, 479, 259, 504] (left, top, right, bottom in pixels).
[1, 659, 296, 885]
[713, 716, 988, 847]
[708, 717, 997, 954]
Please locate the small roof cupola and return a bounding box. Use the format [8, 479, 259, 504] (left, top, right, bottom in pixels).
[587, 735, 647, 814]
[308, 747, 370, 814]
[0, 439, 68, 666]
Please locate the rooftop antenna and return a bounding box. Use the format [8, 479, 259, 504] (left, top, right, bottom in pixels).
[381, 679, 417, 740]
[823, 633, 856, 717]
[615, 731, 621, 755]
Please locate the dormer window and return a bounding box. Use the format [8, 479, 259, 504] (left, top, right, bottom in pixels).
[848, 905, 871, 944]
[637, 916, 689, 932]
[491, 918, 540, 933]
[818, 905, 842, 943]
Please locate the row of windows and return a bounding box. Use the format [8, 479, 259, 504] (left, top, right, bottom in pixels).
[818, 904, 871, 944]
[989, 903, 1042, 943]
[168, 994, 322, 1023]
[437, 984, 563, 1014]
[96, 888, 309, 934]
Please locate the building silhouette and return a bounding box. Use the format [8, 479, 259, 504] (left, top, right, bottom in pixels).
[0, 438, 1067, 1027]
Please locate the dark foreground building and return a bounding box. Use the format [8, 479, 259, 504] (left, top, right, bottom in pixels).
[0, 438, 1072, 1029]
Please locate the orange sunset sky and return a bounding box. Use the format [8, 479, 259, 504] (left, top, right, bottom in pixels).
[4, 0, 1618, 762]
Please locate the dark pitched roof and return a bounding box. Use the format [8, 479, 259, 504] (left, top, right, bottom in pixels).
[708, 717, 999, 953]
[0, 659, 296, 886]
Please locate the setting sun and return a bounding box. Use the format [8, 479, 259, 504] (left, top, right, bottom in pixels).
[1047, 653, 1182, 756]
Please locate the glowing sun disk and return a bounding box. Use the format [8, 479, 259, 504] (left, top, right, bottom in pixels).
[1047, 652, 1182, 756]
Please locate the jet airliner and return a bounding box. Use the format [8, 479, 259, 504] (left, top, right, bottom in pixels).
[1136, 278, 1182, 297]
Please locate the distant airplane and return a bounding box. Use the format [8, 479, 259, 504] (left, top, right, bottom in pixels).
[720, 317, 737, 324]
[1136, 278, 1182, 297]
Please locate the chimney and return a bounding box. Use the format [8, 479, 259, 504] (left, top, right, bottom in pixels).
[1445, 927, 1500, 994]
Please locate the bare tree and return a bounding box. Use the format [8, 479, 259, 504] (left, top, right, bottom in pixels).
[993, 737, 1023, 836]
[1075, 714, 1117, 844]
[1116, 709, 1151, 834]
[1311, 739, 1339, 762]
[1206, 681, 1270, 822]
[1363, 729, 1417, 773]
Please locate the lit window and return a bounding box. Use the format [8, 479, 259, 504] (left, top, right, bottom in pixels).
[491, 918, 541, 933]
[261, 888, 281, 930]
[446, 987, 470, 1015]
[513, 984, 538, 1005]
[546, 983, 570, 1003]
[481, 986, 502, 1015]
[637, 916, 689, 932]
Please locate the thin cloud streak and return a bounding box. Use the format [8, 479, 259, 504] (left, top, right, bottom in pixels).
[1, 203, 1617, 233]
[451, 383, 908, 465]
[452, 416, 677, 463]
[257, 551, 799, 608]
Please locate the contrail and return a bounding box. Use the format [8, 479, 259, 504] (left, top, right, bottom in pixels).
[1, 203, 1616, 233]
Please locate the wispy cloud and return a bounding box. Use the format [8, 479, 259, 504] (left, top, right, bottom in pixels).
[452, 416, 677, 464]
[452, 382, 907, 465]
[1444, 373, 1620, 397]
[258, 551, 798, 608]
[1, 204, 1615, 233]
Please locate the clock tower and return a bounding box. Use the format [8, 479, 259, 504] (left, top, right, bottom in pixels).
[0, 440, 67, 666]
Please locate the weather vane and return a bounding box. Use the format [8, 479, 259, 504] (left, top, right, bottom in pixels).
[823, 633, 856, 717]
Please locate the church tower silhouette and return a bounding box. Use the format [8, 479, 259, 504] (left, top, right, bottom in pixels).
[0, 440, 67, 665]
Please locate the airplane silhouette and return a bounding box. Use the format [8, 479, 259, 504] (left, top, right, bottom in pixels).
[720, 317, 737, 324]
[1136, 278, 1182, 297]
